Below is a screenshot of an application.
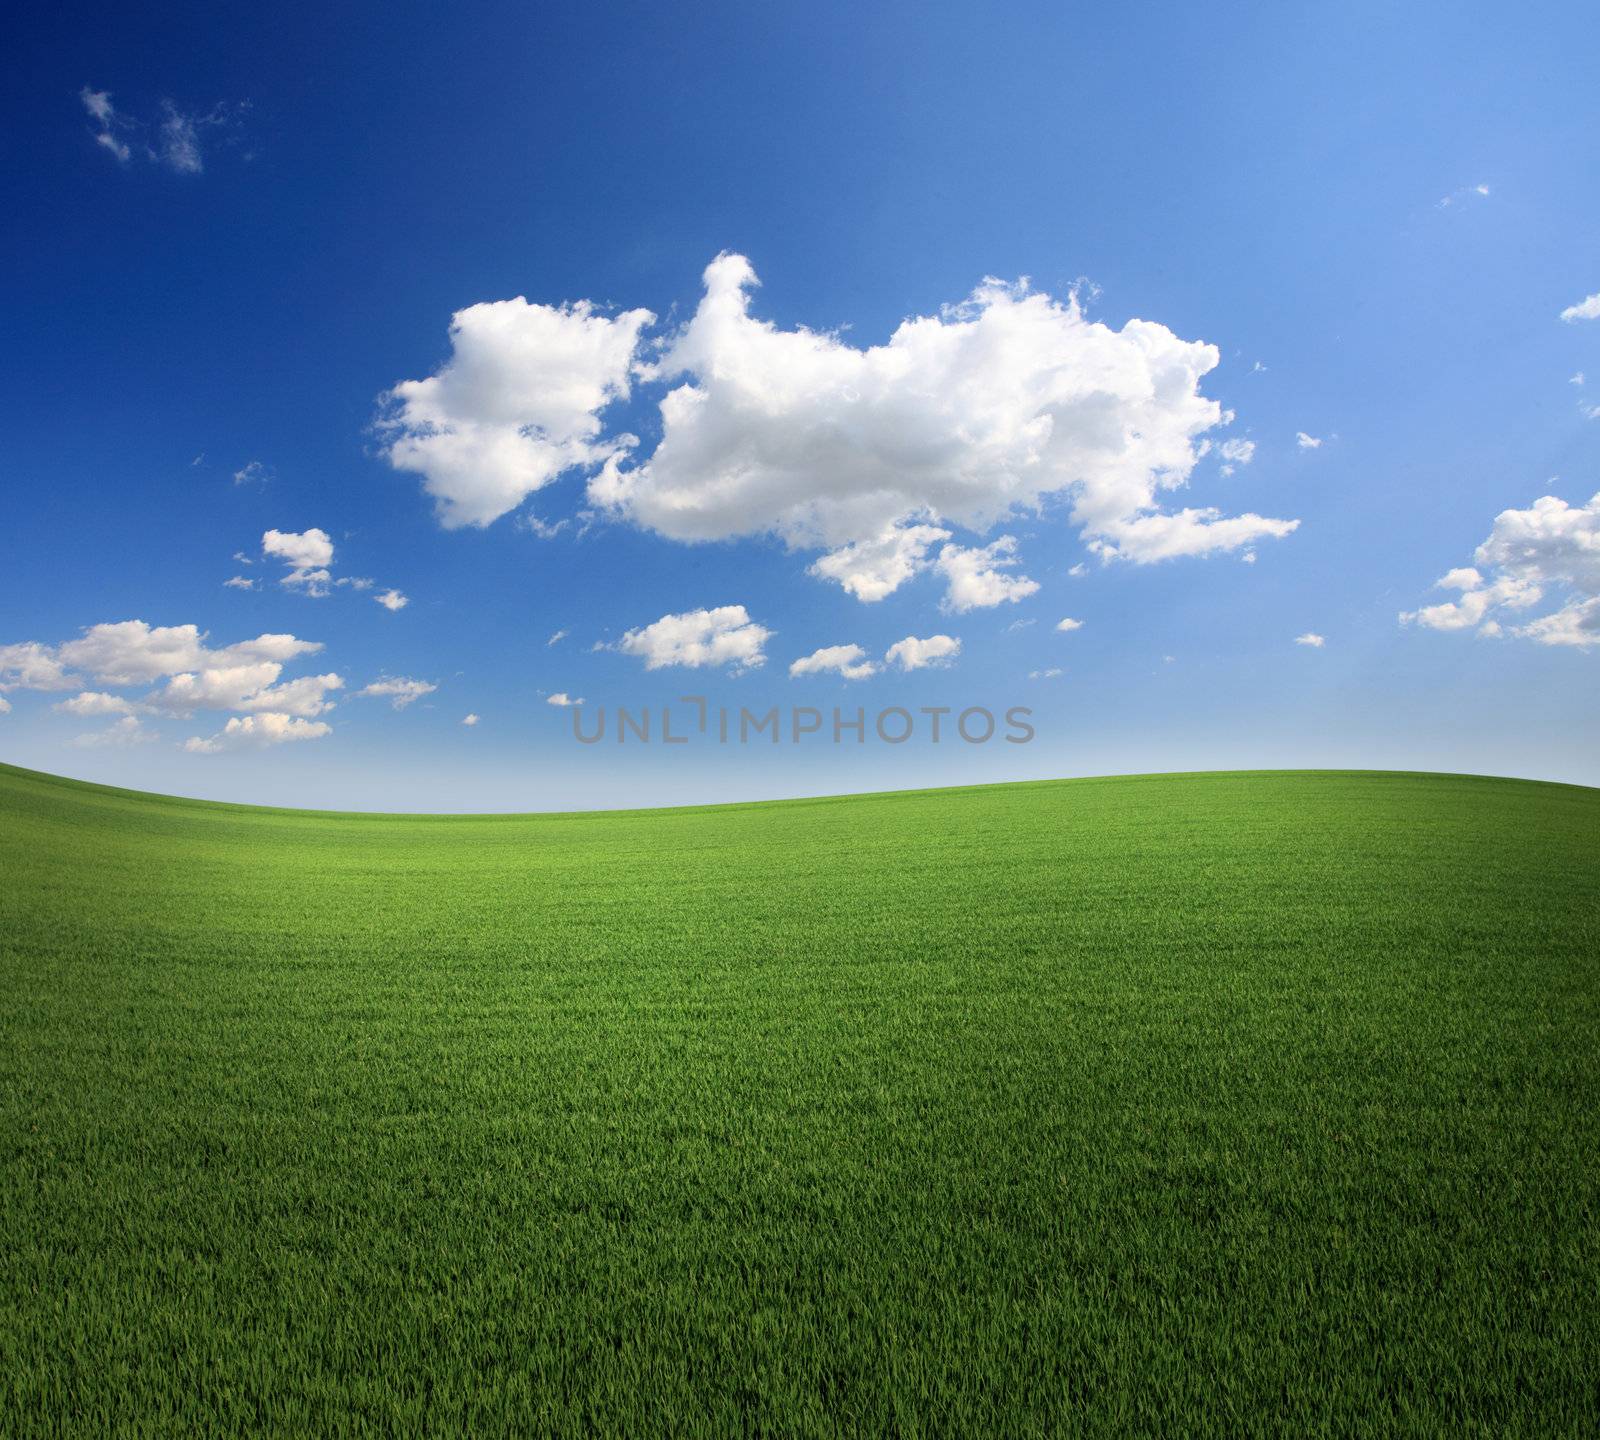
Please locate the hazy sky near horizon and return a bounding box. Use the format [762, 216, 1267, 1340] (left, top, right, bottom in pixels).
[2, 0, 1598, 810]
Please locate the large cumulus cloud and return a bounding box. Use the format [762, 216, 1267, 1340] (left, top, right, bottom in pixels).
[381, 255, 1297, 601]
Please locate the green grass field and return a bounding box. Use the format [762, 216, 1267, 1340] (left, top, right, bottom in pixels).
[1, 762, 1597, 1436]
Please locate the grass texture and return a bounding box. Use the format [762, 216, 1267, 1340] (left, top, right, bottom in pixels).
[1, 762, 1597, 1436]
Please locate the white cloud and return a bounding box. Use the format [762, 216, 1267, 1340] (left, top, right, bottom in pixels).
[223, 575, 257, 590]
[73, 716, 156, 749]
[1571, 373, 1585, 387]
[885, 634, 961, 671]
[547, 629, 568, 646]
[1217, 437, 1255, 475]
[79, 88, 131, 162]
[789, 644, 878, 680]
[263, 528, 335, 593]
[184, 713, 331, 753]
[934, 536, 1040, 611]
[462, 713, 480, 726]
[615, 605, 771, 671]
[80, 89, 243, 174]
[1438, 183, 1491, 208]
[0, 695, 10, 714]
[54, 691, 139, 716]
[1512, 599, 1600, 647]
[378, 295, 654, 528]
[33, 621, 321, 687]
[1093, 507, 1296, 563]
[374, 588, 408, 612]
[807, 523, 951, 603]
[546, 692, 583, 706]
[354, 677, 436, 709]
[589, 255, 1296, 591]
[1560, 293, 1600, 323]
[3, 619, 343, 751]
[150, 667, 343, 718]
[0, 642, 79, 692]
[1055, 617, 1083, 633]
[1029, 667, 1063, 680]
[1294, 633, 1325, 647]
[157, 101, 203, 174]
[1401, 491, 1600, 647]
[233, 460, 271, 486]
[1296, 432, 1322, 449]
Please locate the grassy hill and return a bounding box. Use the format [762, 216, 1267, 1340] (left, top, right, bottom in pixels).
[1, 762, 1597, 1435]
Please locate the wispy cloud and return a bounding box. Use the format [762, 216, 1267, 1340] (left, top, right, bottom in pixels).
[79, 87, 247, 174]
[354, 678, 437, 709]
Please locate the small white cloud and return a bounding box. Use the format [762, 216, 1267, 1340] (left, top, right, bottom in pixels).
[547, 693, 583, 706]
[337, 577, 375, 591]
[547, 629, 568, 646]
[885, 634, 961, 671]
[1055, 617, 1083, 633]
[374, 588, 408, 612]
[149, 667, 342, 719]
[1560, 293, 1600, 323]
[1007, 618, 1036, 632]
[157, 101, 204, 173]
[1028, 667, 1063, 680]
[73, 715, 156, 749]
[0, 695, 10, 714]
[1438, 183, 1491, 209]
[54, 691, 139, 716]
[1217, 437, 1255, 475]
[263, 527, 333, 571]
[1571, 372, 1586, 387]
[79, 87, 131, 162]
[1296, 432, 1322, 449]
[1294, 633, 1325, 647]
[789, 644, 878, 680]
[1401, 491, 1600, 647]
[233, 460, 271, 486]
[184, 713, 330, 753]
[6, 621, 320, 691]
[1241, 551, 1257, 564]
[808, 524, 951, 603]
[616, 606, 771, 671]
[935, 536, 1040, 612]
[263, 528, 335, 594]
[223, 576, 256, 590]
[462, 713, 479, 726]
[354, 677, 436, 709]
[0, 641, 80, 691]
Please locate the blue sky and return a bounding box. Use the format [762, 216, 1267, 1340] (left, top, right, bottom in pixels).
[2, 0, 1597, 810]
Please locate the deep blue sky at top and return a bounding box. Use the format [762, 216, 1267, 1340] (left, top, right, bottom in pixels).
[1, 0, 1597, 808]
